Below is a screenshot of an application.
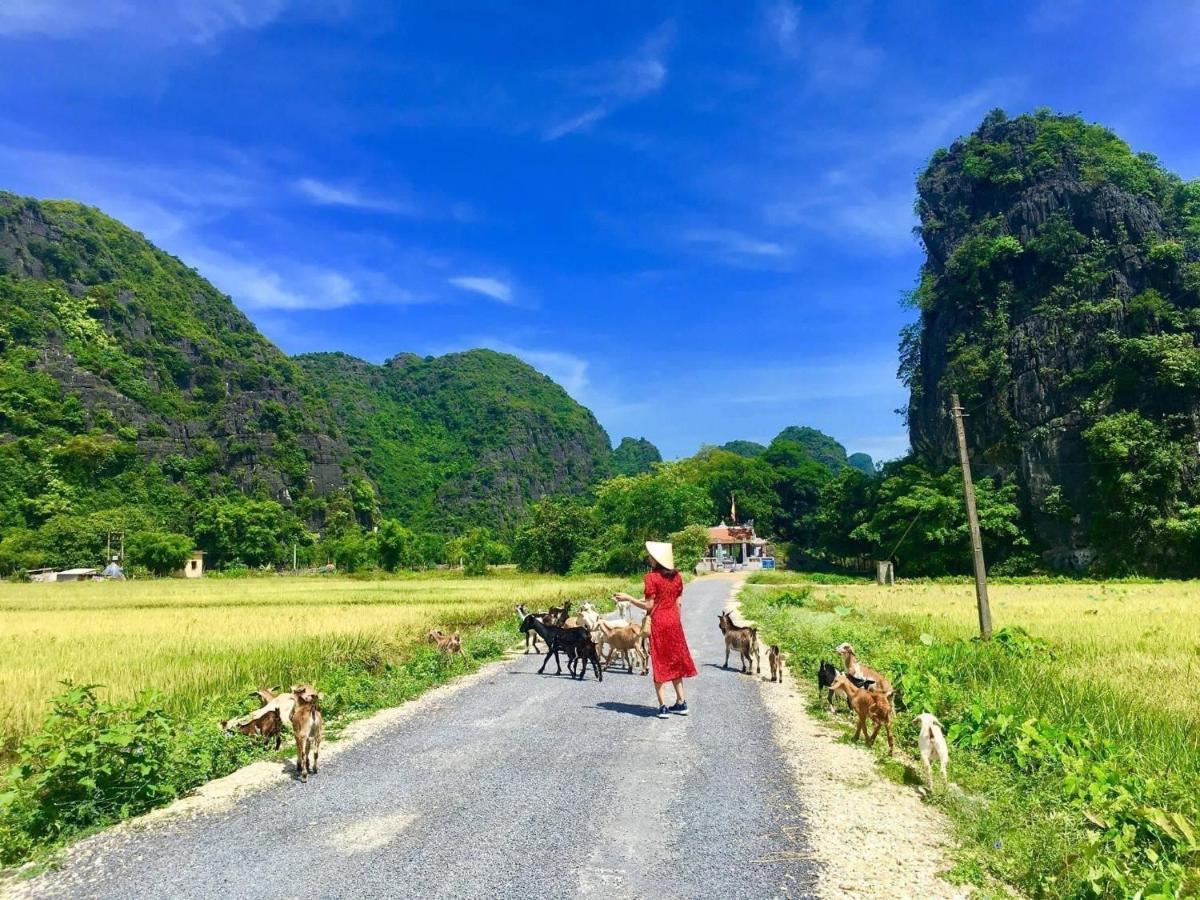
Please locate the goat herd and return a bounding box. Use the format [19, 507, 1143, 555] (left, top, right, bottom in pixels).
[221, 599, 949, 793]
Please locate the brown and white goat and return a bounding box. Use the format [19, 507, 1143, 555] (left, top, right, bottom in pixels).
[834, 642, 893, 702]
[828, 673, 894, 754]
[221, 708, 284, 750]
[290, 683, 324, 782]
[427, 628, 469, 666]
[718, 611, 759, 674]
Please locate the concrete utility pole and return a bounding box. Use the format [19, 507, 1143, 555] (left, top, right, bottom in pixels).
[949, 393, 993, 640]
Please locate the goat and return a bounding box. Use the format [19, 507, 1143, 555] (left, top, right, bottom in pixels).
[834, 642, 893, 702]
[220, 708, 283, 751]
[915, 713, 949, 790]
[547, 601, 571, 627]
[515, 605, 545, 654]
[614, 597, 633, 623]
[427, 629, 469, 666]
[828, 673, 894, 754]
[596, 619, 648, 675]
[519, 614, 602, 681]
[718, 611, 759, 674]
[817, 660, 874, 712]
[767, 645, 784, 683]
[290, 683, 324, 782]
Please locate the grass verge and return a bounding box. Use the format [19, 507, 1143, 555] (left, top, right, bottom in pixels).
[741, 583, 1200, 898]
[0, 574, 632, 869]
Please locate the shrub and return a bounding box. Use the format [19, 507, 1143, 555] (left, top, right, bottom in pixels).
[127, 531, 194, 576]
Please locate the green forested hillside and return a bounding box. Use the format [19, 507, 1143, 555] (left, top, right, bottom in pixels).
[0, 192, 613, 571]
[296, 350, 612, 534]
[609, 436, 661, 475]
[0, 192, 354, 569]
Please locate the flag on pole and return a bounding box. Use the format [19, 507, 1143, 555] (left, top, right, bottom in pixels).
[731, 491, 737, 524]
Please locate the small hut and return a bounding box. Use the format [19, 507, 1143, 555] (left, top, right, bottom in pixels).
[178, 551, 205, 579]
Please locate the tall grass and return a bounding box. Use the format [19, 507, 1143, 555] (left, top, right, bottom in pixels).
[0, 573, 629, 759]
[0, 572, 632, 866]
[742, 580, 1200, 897]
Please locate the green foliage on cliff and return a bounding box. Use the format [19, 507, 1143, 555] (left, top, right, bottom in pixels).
[609, 436, 661, 476]
[909, 110, 1200, 574]
[0, 192, 614, 571]
[296, 350, 611, 536]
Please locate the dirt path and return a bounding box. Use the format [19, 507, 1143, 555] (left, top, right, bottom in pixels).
[6, 576, 966, 899]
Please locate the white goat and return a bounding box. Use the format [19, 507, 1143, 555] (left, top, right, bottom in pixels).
[915, 712, 949, 790]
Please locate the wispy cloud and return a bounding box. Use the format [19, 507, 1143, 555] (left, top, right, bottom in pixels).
[764, 0, 801, 57]
[543, 22, 673, 140]
[0, 0, 293, 44]
[293, 177, 414, 214]
[0, 138, 448, 312]
[448, 276, 514, 304]
[682, 227, 789, 264]
[182, 244, 416, 311]
[761, 1, 881, 90]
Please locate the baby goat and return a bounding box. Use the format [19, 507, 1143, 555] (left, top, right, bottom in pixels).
[290, 683, 324, 783]
[221, 709, 283, 751]
[828, 673, 894, 754]
[767, 645, 784, 683]
[915, 712, 949, 790]
[718, 611, 759, 674]
[817, 661, 874, 712]
[427, 629, 469, 666]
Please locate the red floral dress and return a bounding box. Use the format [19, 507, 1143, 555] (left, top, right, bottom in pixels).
[645, 570, 697, 683]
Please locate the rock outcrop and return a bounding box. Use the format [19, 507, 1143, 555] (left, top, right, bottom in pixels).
[907, 111, 1200, 563]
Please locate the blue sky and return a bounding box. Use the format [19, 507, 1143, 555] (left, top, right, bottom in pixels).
[1, 1, 1197, 461]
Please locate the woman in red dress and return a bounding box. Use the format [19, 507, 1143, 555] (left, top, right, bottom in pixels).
[615, 541, 697, 718]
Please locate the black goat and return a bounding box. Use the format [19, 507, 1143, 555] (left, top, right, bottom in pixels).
[515, 604, 548, 654]
[519, 614, 602, 681]
[817, 660, 874, 712]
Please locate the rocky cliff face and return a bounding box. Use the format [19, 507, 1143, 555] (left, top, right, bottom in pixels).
[907, 111, 1200, 563]
[0, 192, 614, 540]
[0, 192, 353, 509]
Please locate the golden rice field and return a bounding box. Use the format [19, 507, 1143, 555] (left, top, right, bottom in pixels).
[761, 578, 1200, 724]
[0, 572, 630, 757]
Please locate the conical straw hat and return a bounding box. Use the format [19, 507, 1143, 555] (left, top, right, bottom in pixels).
[645, 541, 675, 571]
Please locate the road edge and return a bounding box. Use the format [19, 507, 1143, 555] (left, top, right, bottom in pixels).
[731, 593, 971, 900]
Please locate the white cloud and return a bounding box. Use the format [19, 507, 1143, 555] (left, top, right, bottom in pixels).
[178, 239, 423, 311]
[0, 0, 291, 44]
[764, 0, 801, 57]
[448, 276, 514, 304]
[682, 227, 788, 262]
[293, 177, 415, 214]
[543, 23, 673, 140]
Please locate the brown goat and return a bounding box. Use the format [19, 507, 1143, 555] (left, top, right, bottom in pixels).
[767, 645, 784, 683]
[290, 683, 324, 782]
[596, 619, 648, 675]
[427, 629, 469, 666]
[718, 611, 759, 674]
[835, 642, 893, 702]
[828, 673, 894, 754]
[220, 708, 284, 750]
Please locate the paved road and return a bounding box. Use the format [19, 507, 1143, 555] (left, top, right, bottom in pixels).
[16, 577, 819, 899]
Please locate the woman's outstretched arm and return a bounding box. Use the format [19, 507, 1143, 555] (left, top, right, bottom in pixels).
[614, 590, 654, 613]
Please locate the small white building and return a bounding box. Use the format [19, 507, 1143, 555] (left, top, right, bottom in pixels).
[178, 551, 205, 579]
